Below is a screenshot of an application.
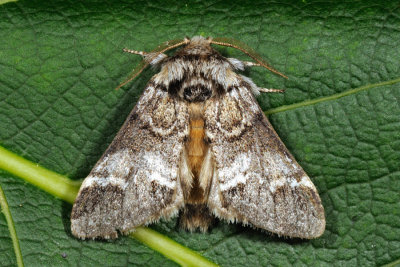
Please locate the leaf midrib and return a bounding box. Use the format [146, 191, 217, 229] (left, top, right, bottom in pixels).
[265, 77, 400, 115]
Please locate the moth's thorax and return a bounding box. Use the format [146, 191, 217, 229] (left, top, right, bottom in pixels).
[152, 40, 239, 103]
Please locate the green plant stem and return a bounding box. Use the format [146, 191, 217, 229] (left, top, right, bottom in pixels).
[0, 185, 24, 267]
[0, 0, 18, 5]
[381, 258, 400, 267]
[132, 228, 218, 267]
[0, 145, 218, 267]
[0, 146, 80, 203]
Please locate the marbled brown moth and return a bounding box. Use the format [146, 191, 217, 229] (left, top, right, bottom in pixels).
[71, 36, 325, 239]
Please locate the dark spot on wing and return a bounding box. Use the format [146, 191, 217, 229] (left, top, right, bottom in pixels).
[71, 184, 124, 219]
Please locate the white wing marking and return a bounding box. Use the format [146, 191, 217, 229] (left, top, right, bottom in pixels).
[219, 153, 252, 191]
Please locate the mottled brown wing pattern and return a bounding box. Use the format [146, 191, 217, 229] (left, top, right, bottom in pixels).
[71, 84, 189, 239]
[71, 36, 325, 239]
[205, 85, 325, 239]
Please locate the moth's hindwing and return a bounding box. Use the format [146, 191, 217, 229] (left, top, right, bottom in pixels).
[71, 84, 189, 239]
[205, 85, 325, 239]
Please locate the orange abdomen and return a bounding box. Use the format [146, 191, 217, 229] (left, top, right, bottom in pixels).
[185, 117, 208, 204]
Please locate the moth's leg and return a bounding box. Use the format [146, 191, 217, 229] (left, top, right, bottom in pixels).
[243, 61, 285, 93]
[123, 48, 148, 56]
[227, 58, 262, 70]
[123, 49, 168, 65]
[242, 61, 261, 67]
[259, 88, 285, 93]
[239, 75, 285, 95]
[123, 49, 168, 58]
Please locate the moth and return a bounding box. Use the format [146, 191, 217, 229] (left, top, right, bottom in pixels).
[71, 36, 325, 239]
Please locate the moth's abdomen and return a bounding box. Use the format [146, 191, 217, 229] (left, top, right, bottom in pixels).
[186, 118, 207, 187]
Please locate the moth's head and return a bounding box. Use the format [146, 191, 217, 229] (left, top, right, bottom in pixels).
[178, 36, 214, 56]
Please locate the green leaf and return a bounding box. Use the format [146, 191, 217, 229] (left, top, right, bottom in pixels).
[0, 185, 23, 267]
[1, 0, 400, 266]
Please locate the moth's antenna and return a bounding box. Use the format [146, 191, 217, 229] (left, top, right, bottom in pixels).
[116, 38, 190, 90]
[115, 59, 148, 90]
[210, 37, 288, 79]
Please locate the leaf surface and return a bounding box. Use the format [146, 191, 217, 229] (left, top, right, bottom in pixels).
[0, 0, 399, 266]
